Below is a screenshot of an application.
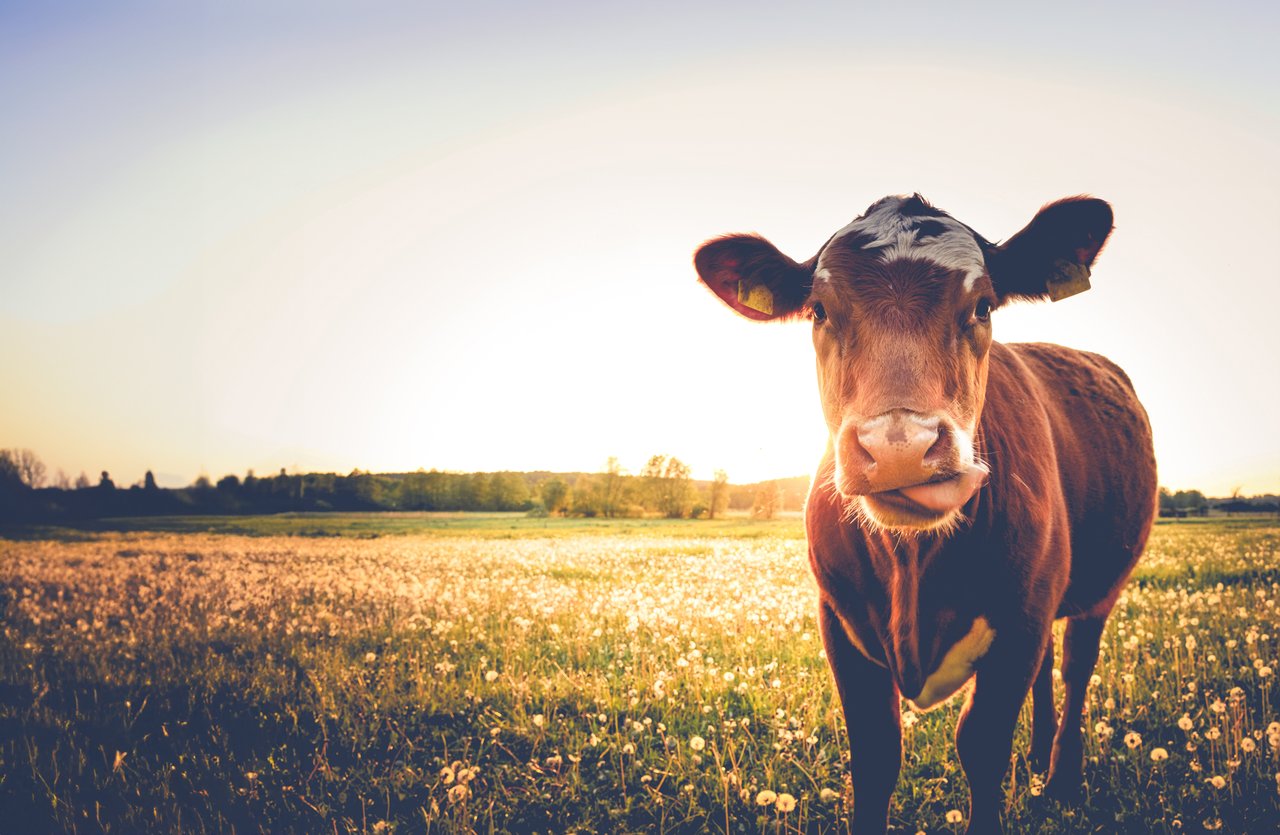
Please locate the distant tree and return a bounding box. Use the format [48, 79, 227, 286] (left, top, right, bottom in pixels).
[751, 480, 782, 520]
[98, 471, 116, 490]
[600, 457, 627, 518]
[641, 455, 693, 518]
[541, 478, 569, 516]
[572, 473, 603, 517]
[2, 449, 46, 489]
[74, 472, 91, 490]
[708, 469, 730, 520]
[489, 471, 530, 510]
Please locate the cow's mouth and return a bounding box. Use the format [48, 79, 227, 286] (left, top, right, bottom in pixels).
[861, 464, 988, 527]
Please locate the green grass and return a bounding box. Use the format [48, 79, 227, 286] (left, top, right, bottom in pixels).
[1, 515, 1278, 833]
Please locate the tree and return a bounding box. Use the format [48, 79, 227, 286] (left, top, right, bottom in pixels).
[752, 480, 782, 520]
[600, 457, 627, 518]
[541, 478, 569, 516]
[2, 448, 46, 489]
[708, 469, 730, 520]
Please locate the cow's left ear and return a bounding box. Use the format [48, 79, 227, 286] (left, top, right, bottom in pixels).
[985, 197, 1113, 304]
[694, 234, 813, 321]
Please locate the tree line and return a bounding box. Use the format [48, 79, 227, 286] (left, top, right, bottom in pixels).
[0, 449, 809, 524]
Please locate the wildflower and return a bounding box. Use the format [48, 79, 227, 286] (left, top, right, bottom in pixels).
[1178, 715, 1194, 731]
[1207, 775, 1226, 789]
[689, 735, 705, 752]
[946, 809, 964, 824]
[1151, 748, 1169, 762]
[776, 793, 797, 813]
[1124, 731, 1142, 750]
[756, 789, 777, 806]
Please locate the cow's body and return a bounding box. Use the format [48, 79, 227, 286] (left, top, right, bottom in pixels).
[695, 195, 1157, 834]
[809, 341, 1154, 707]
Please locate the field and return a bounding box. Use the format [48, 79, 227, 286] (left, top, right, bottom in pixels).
[2, 514, 1279, 833]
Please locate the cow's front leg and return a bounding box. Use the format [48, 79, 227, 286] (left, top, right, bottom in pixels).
[954, 634, 1044, 835]
[818, 601, 901, 835]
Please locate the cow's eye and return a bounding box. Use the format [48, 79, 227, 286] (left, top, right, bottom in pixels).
[811, 302, 827, 323]
[973, 298, 993, 322]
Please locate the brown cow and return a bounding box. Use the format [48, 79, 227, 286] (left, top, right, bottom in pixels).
[694, 195, 1156, 835]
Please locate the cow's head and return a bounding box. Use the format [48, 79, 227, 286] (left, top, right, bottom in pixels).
[695, 194, 1112, 533]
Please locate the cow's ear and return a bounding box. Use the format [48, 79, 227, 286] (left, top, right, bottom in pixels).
[985, 197, 1113, 304]
[695, 234, 813, 321]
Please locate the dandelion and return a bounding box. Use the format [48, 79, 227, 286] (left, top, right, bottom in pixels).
[776, 793, 797, 813]
[1124, 731, 1142, 750]
[756, 789, 777, 807]
[1151, 748, 1169, 762]
[1178, 715, 1194, 731]
[946, 809, 964, 824]
[1207, 775, 1226, 789]
[689, 735, 705, 752]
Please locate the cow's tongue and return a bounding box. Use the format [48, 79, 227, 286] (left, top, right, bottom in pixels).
[894, 463, 988, 514]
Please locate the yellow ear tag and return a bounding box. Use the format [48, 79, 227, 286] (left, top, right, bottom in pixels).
[737, 280, 774, 315]
[1047, 259, 1091, 302]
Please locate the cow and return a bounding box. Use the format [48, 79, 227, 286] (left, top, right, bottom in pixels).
[694, 194, 1157, 835]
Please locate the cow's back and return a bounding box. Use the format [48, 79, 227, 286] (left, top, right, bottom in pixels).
[1003, 342, 1157, 617]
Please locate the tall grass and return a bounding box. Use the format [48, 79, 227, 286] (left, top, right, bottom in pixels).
[0, 518, 1277, 832]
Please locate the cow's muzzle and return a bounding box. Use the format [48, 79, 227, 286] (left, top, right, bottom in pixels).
[835, 409, 987, 517]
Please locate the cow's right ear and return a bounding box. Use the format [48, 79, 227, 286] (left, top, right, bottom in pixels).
[694, 234, 813, 321]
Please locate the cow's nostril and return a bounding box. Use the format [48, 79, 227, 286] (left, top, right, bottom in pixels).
[923, 426, 954, 468]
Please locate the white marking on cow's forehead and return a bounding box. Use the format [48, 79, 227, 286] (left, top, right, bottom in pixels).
[817, 196, 986, 291]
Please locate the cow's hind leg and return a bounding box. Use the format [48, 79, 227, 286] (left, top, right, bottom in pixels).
[818, 602, 901, 835]
[1044, 614, 1107, 800]
[1027, 639, 1056, 773]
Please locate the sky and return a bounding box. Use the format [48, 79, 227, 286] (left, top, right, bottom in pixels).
[2, 1, 1278, 494]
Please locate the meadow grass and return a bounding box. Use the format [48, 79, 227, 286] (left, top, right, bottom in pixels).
[0, 515, 1277, 833]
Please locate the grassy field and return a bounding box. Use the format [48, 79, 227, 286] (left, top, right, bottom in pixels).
[1, 515, 1278, 833]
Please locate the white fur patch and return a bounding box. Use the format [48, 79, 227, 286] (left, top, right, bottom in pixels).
[910, 616, 996, 711]
[818, 196, 986, 291]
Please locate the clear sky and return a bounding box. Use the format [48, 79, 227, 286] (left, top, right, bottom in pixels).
[2, 1, 1278, 494]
